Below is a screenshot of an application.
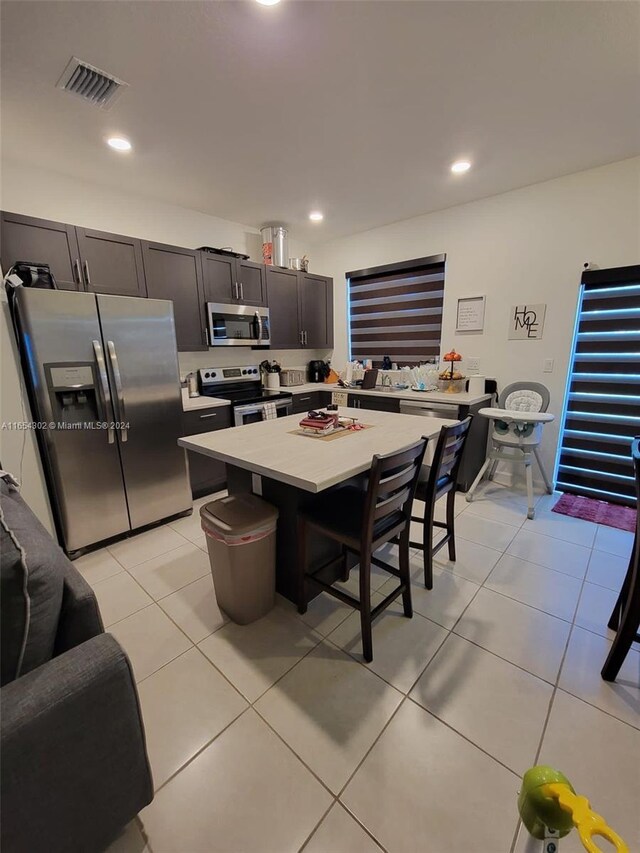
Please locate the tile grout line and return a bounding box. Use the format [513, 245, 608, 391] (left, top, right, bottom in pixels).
[508, 539, 597, 853]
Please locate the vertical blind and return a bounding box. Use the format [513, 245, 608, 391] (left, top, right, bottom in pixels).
[557, 265, 640, 506]
[348, 254, 445, 367]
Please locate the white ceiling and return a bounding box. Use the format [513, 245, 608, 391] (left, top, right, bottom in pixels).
[1, 1, 639, 242]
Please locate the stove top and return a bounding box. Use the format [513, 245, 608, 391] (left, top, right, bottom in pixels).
[197, 364, 292, 407]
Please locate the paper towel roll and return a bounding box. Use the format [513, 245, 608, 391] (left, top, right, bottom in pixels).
[467, 375, 485, 395]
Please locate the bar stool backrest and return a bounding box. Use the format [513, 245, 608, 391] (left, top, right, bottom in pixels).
[423, 417, 473, 501]
[361, 438, 428, 545]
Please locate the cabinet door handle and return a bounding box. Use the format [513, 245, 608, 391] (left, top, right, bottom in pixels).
[83, 260, 91, 287]
[239, 282, 244, 300]
[299, 330, 304, 346]
[305, 330, 308, 346]
[199, 412, 218, 419]
[74, 259, 82, 287]
[299, 396, 311, 401]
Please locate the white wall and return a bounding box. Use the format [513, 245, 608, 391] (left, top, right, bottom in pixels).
[1, 159, 305, 261]
[314, 157, 640, 481]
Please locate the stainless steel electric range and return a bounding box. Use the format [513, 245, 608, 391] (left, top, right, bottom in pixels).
[197, 365, 293, 426]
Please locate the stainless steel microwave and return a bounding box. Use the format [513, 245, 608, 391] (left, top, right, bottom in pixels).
[206, 302, 270, 347]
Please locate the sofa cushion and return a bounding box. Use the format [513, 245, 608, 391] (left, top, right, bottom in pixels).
[1, 478, 64, 686]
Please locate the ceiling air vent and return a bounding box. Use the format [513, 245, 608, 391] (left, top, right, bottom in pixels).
[56, 57, 128, 110]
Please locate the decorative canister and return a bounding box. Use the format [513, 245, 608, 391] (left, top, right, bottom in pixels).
[260, 226, 288, 268]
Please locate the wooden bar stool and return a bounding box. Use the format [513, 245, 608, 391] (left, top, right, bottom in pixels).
[297, 438, 428, 662]
[409, 418, 472, 589]
[602, 437, 640, 682]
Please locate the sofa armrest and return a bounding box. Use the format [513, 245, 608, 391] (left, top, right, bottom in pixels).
[54, 561, 104, 655]
[1, 633, 153, 853]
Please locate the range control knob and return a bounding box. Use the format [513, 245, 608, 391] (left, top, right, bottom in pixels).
[204, 372, 210, 378]
[242, 369, 247, 375]
[211, 372, 216, 378]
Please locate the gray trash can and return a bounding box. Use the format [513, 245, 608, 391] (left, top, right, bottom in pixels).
[200, 494, 279, 625]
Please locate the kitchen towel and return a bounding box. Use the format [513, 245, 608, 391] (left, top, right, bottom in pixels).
[262, 402, 278, 420]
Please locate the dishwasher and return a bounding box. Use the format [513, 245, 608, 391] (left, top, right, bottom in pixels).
[399, 400, 461, 466]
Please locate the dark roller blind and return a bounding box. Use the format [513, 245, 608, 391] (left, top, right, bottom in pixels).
[347, 254, 445, 367]
[557, 264, 640, 506]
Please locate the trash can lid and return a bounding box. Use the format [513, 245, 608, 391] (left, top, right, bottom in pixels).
[200, 494, 278, 537]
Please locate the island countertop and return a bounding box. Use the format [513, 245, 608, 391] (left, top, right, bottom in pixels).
[179, 406, 456, 493]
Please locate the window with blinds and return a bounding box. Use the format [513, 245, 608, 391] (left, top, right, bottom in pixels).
[347, 254, 445, 367]
[556, 264, 640, 506]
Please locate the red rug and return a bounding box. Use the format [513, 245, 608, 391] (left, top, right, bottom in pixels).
[552, 493, 637, 533]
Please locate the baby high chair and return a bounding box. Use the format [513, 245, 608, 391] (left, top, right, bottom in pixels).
[466, 382, 555, 519]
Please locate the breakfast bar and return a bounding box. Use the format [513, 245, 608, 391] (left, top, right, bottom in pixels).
[179, 406, 455, 601]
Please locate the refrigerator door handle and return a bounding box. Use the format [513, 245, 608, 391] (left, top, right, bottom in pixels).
[92, 339, 115, 444]
[106, 340, 128, 442]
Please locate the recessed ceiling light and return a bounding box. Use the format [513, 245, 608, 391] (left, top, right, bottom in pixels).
[107, 136, 132, 152]
[256, 0, 281, 5]
[451, 160, 471, 174]
[309, 211, 324, 222]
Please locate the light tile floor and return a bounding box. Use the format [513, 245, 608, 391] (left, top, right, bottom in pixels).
[76, 487, 639, 853]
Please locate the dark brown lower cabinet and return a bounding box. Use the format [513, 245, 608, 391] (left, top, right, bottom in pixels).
[355, 394, 400, 413]
[182, 407, 232, 497]
[291, 390, 328, 414]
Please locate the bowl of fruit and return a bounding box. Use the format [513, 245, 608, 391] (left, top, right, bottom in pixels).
[437, 349, 466, 393]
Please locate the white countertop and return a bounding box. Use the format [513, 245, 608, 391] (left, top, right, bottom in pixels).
[289, 383, 492, 407]
[179, 406, 456, 493]
[181, 383, 491, 412]
[181, 388, 230, 411]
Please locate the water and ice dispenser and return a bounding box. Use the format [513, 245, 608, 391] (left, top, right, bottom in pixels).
[45, 363, 101, 425]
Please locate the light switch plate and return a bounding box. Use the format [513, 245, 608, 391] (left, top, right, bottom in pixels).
[543, 358, 554, 373]
[467, 357, 480, 372]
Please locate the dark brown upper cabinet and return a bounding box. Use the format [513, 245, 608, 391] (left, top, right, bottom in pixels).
[76, 228, 147, 297]
[266, 267, 333, 349]
[0, 211, 82, 290]
[299, 273, 334, 349]
[142, 241, 207, 351]
[201, 252, 266, 306]
[237, 259, 266, 305]
[266, 267, 300, 348]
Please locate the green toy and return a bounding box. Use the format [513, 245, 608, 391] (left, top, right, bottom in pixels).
[518, 766, 628, 853]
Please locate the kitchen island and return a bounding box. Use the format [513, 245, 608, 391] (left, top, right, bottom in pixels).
[179, 407, 455, 602]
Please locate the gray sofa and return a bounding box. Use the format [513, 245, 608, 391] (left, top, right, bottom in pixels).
[0, 474, 153, 853]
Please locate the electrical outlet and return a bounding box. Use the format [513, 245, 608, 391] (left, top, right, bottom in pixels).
[467, 357, 480, 372]
[543, 358, 554, 373]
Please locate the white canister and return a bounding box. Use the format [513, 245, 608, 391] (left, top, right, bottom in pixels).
[266, 372, 281, 391]
[467, 375, 485, 395]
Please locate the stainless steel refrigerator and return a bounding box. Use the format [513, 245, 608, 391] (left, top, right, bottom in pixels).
[12, 287, 191, 555]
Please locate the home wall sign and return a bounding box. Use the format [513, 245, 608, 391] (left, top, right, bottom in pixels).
[509, 303, 546, 340]
[456, 295, 486, 332]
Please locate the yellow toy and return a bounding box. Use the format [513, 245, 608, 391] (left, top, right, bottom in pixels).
[518, 766, 628, 853]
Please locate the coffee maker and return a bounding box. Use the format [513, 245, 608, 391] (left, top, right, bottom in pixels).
[308, 359, 329, 383]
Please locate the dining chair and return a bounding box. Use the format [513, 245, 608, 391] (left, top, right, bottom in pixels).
[409, 418, 472, 589]
[297, 438, 428, 662]
[601, 437, 640, 682]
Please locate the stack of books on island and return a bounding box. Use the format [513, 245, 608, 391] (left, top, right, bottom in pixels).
[299, 412, 340, 435]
